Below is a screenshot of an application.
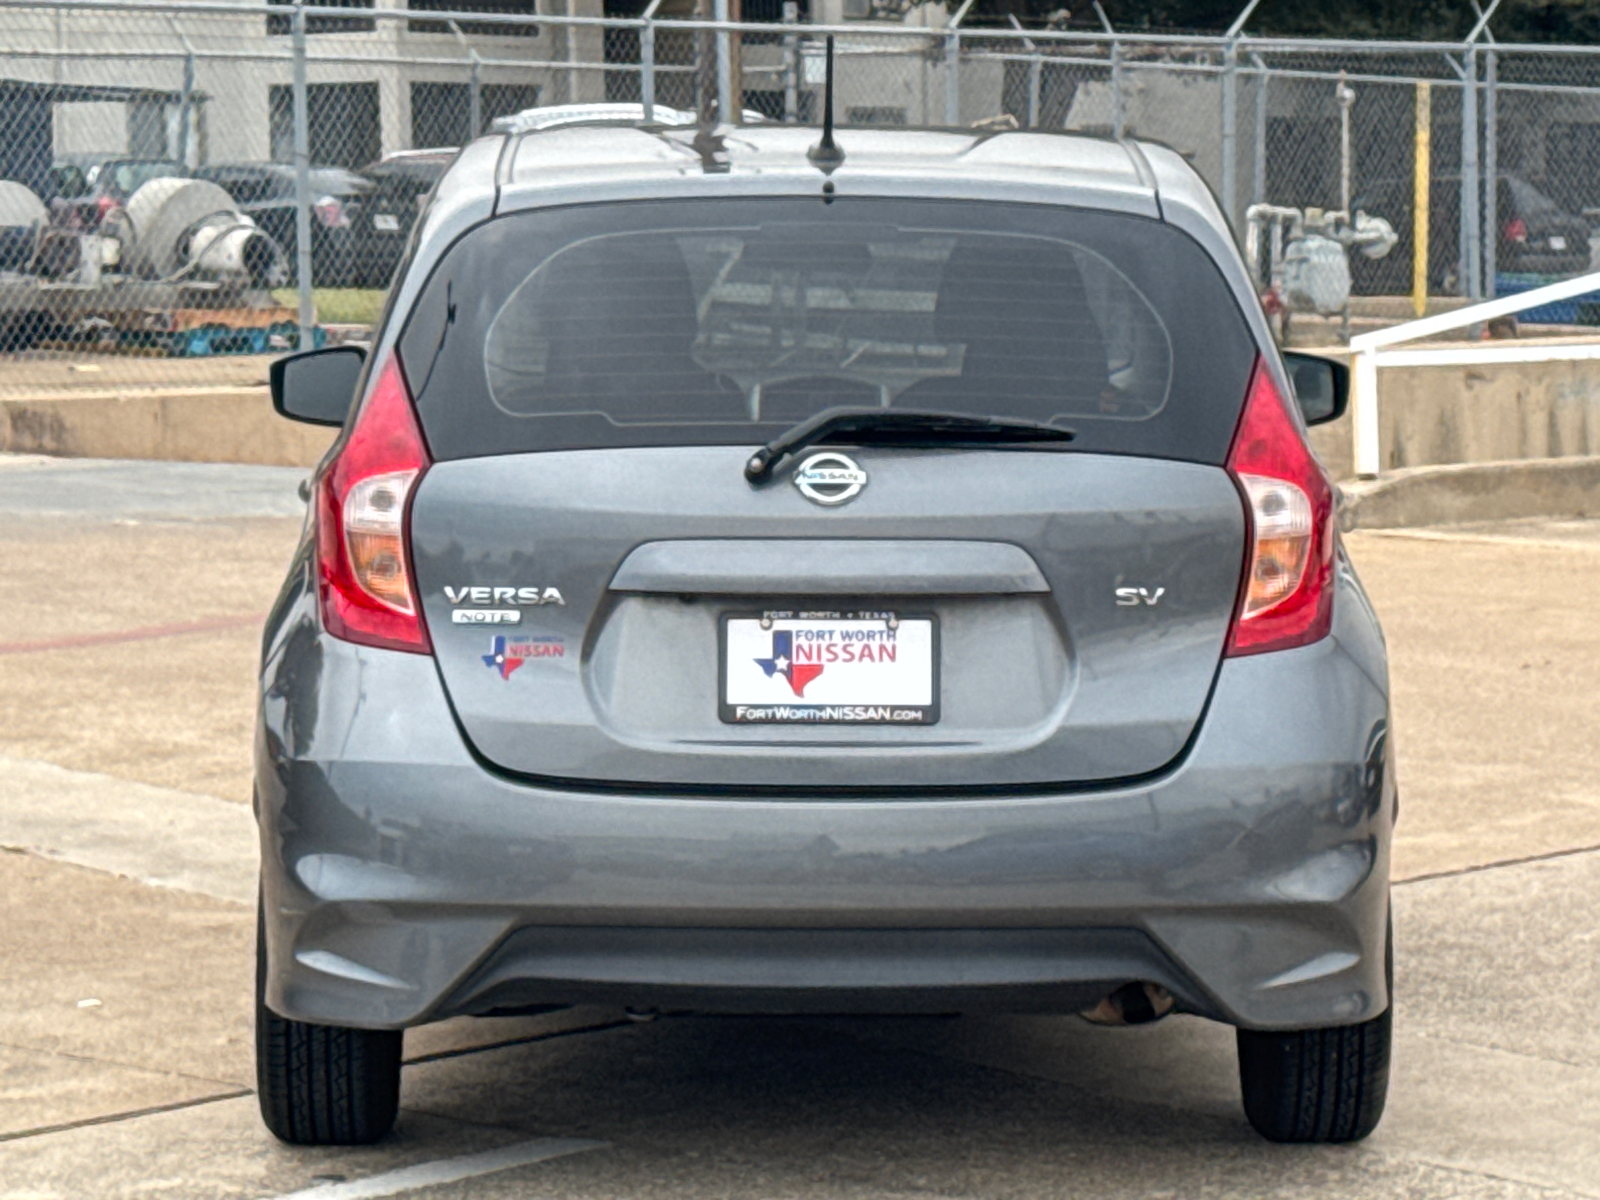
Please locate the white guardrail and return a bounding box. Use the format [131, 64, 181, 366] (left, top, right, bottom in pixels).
[1349, 270, 1600, 478]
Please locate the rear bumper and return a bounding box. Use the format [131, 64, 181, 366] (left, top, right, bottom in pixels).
[256, 570, 1393, 1032]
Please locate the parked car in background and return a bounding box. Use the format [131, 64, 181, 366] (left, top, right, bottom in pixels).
[1351, 172, 1591, 294]
[352, 149, 455, 287]
[47, 156, 188, 229]
[193, 163, 373, 288]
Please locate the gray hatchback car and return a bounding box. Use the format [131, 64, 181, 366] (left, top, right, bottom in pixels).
[259, 106, 1393, 1149]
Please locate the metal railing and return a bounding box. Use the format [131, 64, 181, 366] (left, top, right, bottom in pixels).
[1349, 270, 1600, 477]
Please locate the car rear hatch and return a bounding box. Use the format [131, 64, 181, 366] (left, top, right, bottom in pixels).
[411, 447, 1243, 789]
[397, 194, 1261, 791]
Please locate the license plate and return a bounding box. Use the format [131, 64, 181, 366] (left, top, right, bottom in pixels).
[721, 610, 938, 724]
[1549, 235, 1568, 250]
[373, 213, 401, 232]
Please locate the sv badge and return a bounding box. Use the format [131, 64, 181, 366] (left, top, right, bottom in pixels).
[1115, 586, 1166, 607]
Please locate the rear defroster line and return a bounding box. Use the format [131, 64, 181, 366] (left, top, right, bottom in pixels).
[0, 613, 265, 656]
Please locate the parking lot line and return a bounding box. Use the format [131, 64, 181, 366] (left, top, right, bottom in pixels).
[260, 1138, 608, 1200]
[0, 613, 264, 657]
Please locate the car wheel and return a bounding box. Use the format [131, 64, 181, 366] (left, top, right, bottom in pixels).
[255, 897, 402, 1145]
[1236, 913, 1393, 1143]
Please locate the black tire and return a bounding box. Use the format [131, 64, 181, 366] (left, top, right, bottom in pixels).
[1236, 916, 1393, 1144]
[255, 899, 402, 1145]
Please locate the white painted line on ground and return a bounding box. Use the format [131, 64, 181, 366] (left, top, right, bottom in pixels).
[0, 756, 257, 905]
[262, 1138, 608, 1199]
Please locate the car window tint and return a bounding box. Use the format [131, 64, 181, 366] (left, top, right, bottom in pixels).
[400, 198, 1256, 465]
[483, 225, 1171, 426]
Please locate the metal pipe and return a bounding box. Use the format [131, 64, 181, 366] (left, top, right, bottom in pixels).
[1484, 47, 1497, 298]
[445, 21, 481, 138]
[1460, 46, 1481, 298]
[944, 0, 974, 127]
[781, 0, 797, 124]
[1466, 0, 1504, 43]
[714, 0, 733, 122]
[564, 0, 582, 103]
[1007, 15, 1040, 129]
[165, 17, 195, 167]
[1222, 41, 1238, 228]
[1251, 52, 1267, 205]
[1111, 39, 1123, 138]
[642, 0, 663, 120]
[1225, 0, 1264, 39]
[1353, 348, 1381, 478]
[1337, 71, 1354, 216]
[291, 2, 313, 343]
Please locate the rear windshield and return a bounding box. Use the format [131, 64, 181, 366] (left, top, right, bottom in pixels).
[400, 198, 1257, 464]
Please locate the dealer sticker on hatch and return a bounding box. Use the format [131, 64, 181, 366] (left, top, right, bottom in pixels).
[720, 611, 939, 725]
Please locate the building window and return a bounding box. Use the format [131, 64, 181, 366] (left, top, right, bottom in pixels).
[269, 82, 381, 168]
[408, 0, 539, 37]
[411, 82, 541, 147]
[267, 0, 376, 36]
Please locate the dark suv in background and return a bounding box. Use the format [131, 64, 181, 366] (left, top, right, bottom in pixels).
[350, 150, 454, 287]
[1352, 172, 1591, 293]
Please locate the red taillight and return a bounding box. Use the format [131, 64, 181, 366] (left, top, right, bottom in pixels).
[96, 195, 118, 224]
[1504, 217, 1528, 244]
[1224, 358, 1335, 657]
[314, 355, 433, 654]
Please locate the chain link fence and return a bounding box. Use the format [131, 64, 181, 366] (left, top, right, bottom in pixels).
[2, 0, 1600, 391]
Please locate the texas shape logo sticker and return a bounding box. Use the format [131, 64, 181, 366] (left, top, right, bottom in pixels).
[482, 634, 564, 680]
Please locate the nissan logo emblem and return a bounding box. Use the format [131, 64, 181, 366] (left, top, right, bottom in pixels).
[793, 452, 867, 506]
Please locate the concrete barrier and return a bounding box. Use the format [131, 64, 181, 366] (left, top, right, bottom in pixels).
[5, 352, 1600, 536]
[0, 386, 335, 467]
[1340, 456, 1600, 530]
[1307, 342, 1600, 481]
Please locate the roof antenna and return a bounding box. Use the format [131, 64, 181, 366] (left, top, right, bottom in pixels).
[807, 35, 845, 175]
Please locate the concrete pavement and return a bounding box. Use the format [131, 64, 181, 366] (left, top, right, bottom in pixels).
[1, 454, 1598, 1198]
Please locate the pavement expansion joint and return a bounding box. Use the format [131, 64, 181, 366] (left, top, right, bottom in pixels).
[401, 1019, 635, 1067]
[1402, 1030, 1595, 1073]
[0, 1038, 249, 1095]
[0, 1088, 252, 1145]
[1394, 841, 1600, 887]
[1400, 1154, 1598, 1200]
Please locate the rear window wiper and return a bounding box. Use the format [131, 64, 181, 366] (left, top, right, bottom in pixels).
[744, 407, 1075, 484]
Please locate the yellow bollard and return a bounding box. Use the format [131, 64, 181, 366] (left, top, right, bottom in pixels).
[1413, 81, 1431, 317]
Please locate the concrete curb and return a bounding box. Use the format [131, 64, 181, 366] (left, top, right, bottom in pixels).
[0, 386, 334, 467]
[1340, 456, 1600, 530]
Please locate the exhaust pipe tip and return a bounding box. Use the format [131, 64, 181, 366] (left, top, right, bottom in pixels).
[1078, 982, 1175, 1027]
